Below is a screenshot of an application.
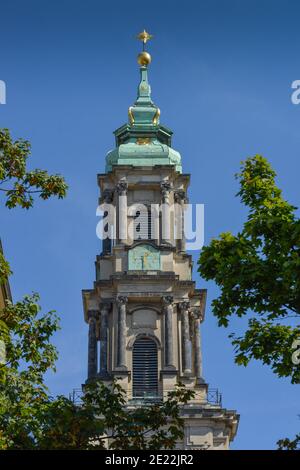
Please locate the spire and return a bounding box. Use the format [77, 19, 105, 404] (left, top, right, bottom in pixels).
[128, 30, 160, 127]
[105, 31, 182, 173]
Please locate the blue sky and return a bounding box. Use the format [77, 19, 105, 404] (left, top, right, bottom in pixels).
[0, 0, 299, 449]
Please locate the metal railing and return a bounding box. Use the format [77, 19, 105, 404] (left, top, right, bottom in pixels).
[207, 388, 222, 407]
[69, 388, 84, 405]
[69, 387, 222, 407]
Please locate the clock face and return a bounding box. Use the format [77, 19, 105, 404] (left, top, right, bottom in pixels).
[128, 244, 160, 271]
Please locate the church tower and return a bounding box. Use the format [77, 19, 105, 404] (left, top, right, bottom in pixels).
[82, 31, 239, 450]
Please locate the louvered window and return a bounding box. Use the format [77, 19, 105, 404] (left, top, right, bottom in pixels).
[133, 207, 152, 240]
[133, 337, 158, 398]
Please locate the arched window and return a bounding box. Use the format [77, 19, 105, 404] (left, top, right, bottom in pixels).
[132, 337, 158, 398]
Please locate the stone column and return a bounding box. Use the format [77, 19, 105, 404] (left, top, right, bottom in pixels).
[174, 190, 186, 252]
[117, 180, 128, 243]
[162, 295, 175, 368]
[179, 301, 192, 374]
[87, 310, 99, 380]
[151, 203, 160, 242]
[160, 181, 172, 245]
[99, 302, 110, 376]
[116, 295, 128, 369]
[193, 309, 204, 383]
[101, 189, 114, 254]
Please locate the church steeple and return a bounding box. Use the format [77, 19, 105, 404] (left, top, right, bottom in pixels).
[82, 32, 239, 449]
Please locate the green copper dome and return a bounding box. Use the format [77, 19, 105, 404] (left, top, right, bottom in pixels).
[106, 138, 182, 172]
[105, 62, 182, 173]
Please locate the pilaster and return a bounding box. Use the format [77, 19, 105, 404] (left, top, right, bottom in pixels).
[179, 300, 192, 375]
[87, 309, 99, 381]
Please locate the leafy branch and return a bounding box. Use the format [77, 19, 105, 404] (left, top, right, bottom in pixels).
[0, 128, 67, 209]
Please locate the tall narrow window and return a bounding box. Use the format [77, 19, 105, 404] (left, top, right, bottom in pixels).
[102, 209, 112, 254]
[133, 207, 152, 240]
[133, 337, 158, 398]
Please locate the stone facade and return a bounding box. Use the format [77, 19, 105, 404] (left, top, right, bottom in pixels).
[82, 47, 239, 450]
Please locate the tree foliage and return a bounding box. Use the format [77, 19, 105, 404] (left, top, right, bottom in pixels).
[0, 126, 67, 361]
[0, 128, 67, 449]
[277, 433, 300, 450]
[36, 382, 193, 450]
[0, 127, 68, 284]
[0, 250, 10, 285]
[0, 295, 60, 449]
[0, 128, 67, 209]
[198, 155, 300, 384]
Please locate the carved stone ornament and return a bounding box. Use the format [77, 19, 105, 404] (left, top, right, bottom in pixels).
[178, 300, 190, 312]
[116, 180, 128, 194]
[191, 307, 202, 321]
[162, 295, 174, 306]
[116, 295, 128, 306]
[87, 309, 99, 321]
[160, 181, 172, 196]
[102, 189, 114, 204]
[100, 302, 111, 313]
[174, 189, 185, 203]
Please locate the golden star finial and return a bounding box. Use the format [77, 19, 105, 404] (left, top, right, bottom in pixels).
[137, 29, 153, 45]
[136, 30, 153, 66]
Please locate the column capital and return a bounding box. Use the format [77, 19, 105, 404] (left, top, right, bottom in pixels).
[160, 180, 172, 197]
[87, 309, 99, 321]
[162, 295, 174, 307]
[100, 302, 111, 314]
[116, 295, 128, 306]
[174, 189, 186, 203]
[101, 189, 114, 204]
[116, 180, 128, 195]
[191, 307, 203, 321]
[178, 300, 190, 312]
